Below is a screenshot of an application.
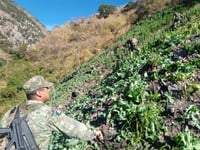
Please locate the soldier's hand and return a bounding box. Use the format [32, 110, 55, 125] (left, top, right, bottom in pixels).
[95, 130, 104, 140]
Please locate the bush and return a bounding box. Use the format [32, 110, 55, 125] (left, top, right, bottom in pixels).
[0, 58, 7, 67]
[122, 2, 136, 12]
[98, 4, 117, 18]
[0, 87, 17, 99]
[7, 77, 23, 91]
[0, 77, 23, 100]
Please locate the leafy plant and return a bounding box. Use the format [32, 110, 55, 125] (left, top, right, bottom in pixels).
[173, 127, 200, 150]
[181, 105, 200, 130]
[48, 3, 200, 149]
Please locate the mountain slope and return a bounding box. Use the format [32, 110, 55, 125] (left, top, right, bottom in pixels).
[48, 1, 200, 149]
[24, 0, 178, 80]
[0, 0, 199, 149]
[0, 0, 48, 55]
[0, 0, 48, 117]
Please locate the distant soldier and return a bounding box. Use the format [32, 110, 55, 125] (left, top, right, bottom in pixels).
[126, 37, 140, 59]
[172, 11, 184, 29]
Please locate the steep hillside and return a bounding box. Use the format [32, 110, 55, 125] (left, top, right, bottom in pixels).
[48, 1, 200, 149]
[1, 0, 179, 118]
[0, 0, 195, 126]
[0, 0, 199, 149]
[24, 0, 179, 79]
[0, 0, 48, 117]
[0, 0, 48, 59]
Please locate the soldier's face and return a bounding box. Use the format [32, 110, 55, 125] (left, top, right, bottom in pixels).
[40, 87, 51, 102]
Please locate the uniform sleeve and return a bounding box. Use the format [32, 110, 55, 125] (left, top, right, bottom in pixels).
[0, 109, 12, 128]
[47, 107, 96, 141]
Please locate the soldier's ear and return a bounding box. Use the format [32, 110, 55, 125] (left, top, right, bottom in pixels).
[35, 90, 42, 97]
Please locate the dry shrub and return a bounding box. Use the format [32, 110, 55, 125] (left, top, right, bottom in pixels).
[124, 9, 138, 25]
[147, 0, 171, 13]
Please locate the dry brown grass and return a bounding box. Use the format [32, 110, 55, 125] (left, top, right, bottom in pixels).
[25, 0, 181, 80]
[0, 0, 184, 83]
[26, 8, 130, 79]
[0, 49, 11, 62]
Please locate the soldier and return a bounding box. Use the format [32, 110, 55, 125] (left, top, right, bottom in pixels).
[126, 37, 140, 59]
[172, 11, 184, 29]
[0, 75, 103, 150]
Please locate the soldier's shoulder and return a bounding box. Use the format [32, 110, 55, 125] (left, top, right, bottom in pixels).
[39, 104, 55, 112]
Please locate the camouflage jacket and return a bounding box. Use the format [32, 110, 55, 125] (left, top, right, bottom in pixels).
[0, 100, 96, 150]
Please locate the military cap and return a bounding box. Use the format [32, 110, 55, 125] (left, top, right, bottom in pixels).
[23, 75, 53, 94]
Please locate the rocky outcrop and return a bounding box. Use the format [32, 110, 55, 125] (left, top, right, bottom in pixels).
[0, 0, 48, 51]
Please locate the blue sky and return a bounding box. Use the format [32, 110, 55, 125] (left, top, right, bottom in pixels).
[13, 0, 132, 31]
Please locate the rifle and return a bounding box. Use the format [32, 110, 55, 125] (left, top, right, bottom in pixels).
[0, 107, 39, 150]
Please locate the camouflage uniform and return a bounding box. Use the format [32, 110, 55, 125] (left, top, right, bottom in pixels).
[126, 37, 140, 59]
[0, 100, 97, 150]
[172, 12, 184, 29]
[0, 76, 97, 150]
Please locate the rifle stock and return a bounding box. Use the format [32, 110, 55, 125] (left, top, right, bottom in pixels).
[1, 107, 39, 150]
